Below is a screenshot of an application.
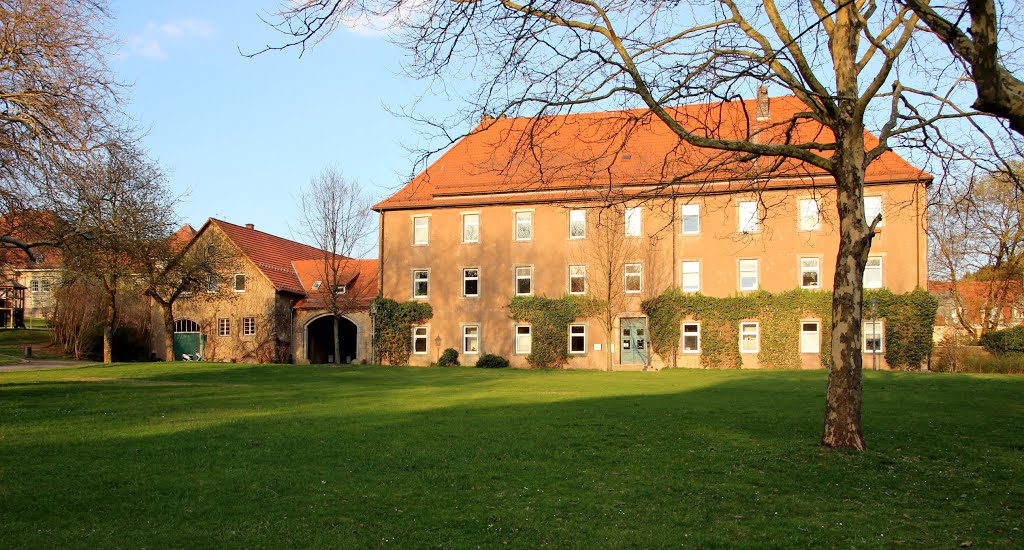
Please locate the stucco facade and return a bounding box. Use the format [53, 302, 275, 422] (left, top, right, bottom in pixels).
[379, 181, 927, 370]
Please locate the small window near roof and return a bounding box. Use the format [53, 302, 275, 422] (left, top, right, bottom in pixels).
[234, 274, 246, 292]
[312, 280, 322, 290]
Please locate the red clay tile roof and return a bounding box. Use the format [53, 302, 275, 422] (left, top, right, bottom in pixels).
[292, 258, 379, 309]
[929, 280, 1024, 326]
[206, 219, 331, 295]
[374, 96, 930, 211]
[169, 224, 197, 251]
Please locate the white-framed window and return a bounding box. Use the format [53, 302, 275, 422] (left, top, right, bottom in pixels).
[681, 203, 700, 235]
[233, 273, 246, 292]
[463, 268, 480, 297]
[863, 320, 884, 353]
[738, 259, 759, 291]
[514, 211, 533, 241]
[864, 257, 883, 289]
[740, 321, 760, 353]
[569, 209, 586, 239]
[625, 206, 642, 237]
[569, 324, 586, 354]
[681, 261, 700, 293]
[624, 263, 642, 293]
[800, 321, 820, 353]
[312, 280, 322, 291]
[738, 200, 759, 233]
[412, 326, 429, 355]
[242, 317, 256, 336]
[218, 318, 230, 337]
[206, 273, 217, 293]
[41, 279, 51, 293]
[682, 322, 701, 353]
[463, 325, 480, 355]
[800, 257, 821, 289]
[569, 265, 587, 294]
[864, 195, 884, 227]
[462, 213, 480, 243]
[515, 266, 533, 296]
[799, 198, 821, 231]
[413, 270, 429, 298]
[30, 279, 39, 293]
[515, 324, 532, 355]
[334, 284, 347, 295]
[413, 215, 430, 245]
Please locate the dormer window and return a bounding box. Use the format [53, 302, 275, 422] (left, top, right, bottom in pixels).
[335, 284, 347, 295]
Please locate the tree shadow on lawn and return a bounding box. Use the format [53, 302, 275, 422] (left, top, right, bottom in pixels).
[0, 367, 1021, 548]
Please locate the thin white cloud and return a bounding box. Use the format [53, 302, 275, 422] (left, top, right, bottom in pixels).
[124, 19, 215, 59]
[340, 0, 428, 37]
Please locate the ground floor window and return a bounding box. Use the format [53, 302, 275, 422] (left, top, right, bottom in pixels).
[463, 325, 480, 355]
[800, 321, 820, 353]
[242, 317, 256, 336]
[515, 324, 531, 355]
[218, 318, 230, 337]
[863, 321, 884, 353]
[569, 324, 586, 354]
[682, 322, 700, 353]
[412, 326, 428, 354]
[740, 322, 759, 353]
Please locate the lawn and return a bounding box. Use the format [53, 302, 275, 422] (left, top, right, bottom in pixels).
[0, 328, 58, 364]
[0, 364, 1021, 547]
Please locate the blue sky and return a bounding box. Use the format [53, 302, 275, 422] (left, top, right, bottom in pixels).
[109, 1, 450, 245]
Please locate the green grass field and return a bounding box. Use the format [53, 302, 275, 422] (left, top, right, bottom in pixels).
[0, 363, 1021, 547]
[0, 329, 57, 364]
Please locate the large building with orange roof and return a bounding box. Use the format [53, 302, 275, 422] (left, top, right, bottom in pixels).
[151, 218, 377, 364]
[373, 93, 930, 369]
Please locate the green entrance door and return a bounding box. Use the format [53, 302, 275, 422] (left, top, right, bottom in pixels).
[620, 318, 647, 365]
[172, 318, 203, 360]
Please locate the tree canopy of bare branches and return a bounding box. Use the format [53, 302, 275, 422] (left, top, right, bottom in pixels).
[0, 0, 120, 262]
[295, 167, 376, 364]
[263, 0, 1011, 450]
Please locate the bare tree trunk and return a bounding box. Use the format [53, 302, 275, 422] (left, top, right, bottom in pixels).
[103, 289, 116, 365]
[333, 315, 341, 364]
[161, 303, 175, 361]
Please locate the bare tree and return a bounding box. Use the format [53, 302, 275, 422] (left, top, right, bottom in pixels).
[0, 0, 121, 262]
[903, 0, 1024, 135]
[930, 162, 1024, 338]
[143, 230, 242, 362]
[264, 1, 990, 449]
[295, 167, 375, 365]
[60, 138, 176, 364]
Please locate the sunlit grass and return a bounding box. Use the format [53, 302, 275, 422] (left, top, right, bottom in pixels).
[1, 363, 1021, 547]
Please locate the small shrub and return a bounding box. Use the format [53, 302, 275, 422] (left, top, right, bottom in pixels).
[437, 348, 459, 367]
[979, 326, 1024, 355]
[475, 354, 509, 369]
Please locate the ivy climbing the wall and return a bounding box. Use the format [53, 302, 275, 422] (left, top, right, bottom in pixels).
[508, 296, 602, 368]
[371, 297, 433, 366]
[642, 288, 936, 370]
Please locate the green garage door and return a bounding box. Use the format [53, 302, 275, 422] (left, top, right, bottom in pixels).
[172, 318, 204, 360]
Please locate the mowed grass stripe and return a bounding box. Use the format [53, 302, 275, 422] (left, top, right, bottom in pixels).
[0, 364, 1021, 547]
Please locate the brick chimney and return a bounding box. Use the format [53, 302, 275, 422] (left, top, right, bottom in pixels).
[245, 223, 254, 230]
[755, 85, 770, 122]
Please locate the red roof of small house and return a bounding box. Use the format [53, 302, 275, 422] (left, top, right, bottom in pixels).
[928, 280, 1024, 327]
[168, 224, 197, 251]
[292, 258, 379, 310]
[0, 211, 65, 270]
[204, 219, 329, 295]
[374, 95, 930, 211]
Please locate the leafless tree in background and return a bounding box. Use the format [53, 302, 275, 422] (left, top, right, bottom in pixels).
[143, 230, 242, 362]
[0, 0, 121, 262]
[930, 162, 1024, 338]
[295, 167, 375, 364]
[60, 138, 176, 364]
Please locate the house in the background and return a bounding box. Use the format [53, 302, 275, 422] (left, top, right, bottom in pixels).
[373, 94, 930, 370]
[151, 218, 377, 364]
[0, 213, 63, 324]
[929, 280, 1024, 341]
